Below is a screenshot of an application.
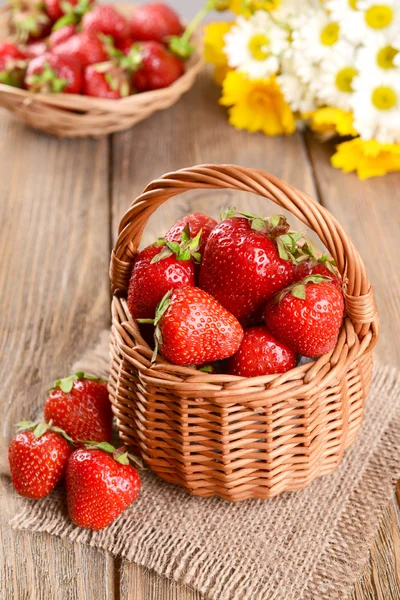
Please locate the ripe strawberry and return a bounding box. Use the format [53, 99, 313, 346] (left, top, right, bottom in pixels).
[52, 32, 108, 67]
[24, 39, 48, 58]
[127, 234, 201, 319]
[117, 37, 136, 55]
[0, 42, 27, 87]
[295, 260, 341, 288]
[11, 0, 52, 43]
[83, 62, 133, 98]
[132, 41, 184, 91]
[146, 287, 244, 366]
[130, 3, 183, 43]
[8, 421, 72, 499]
[226, 326, 296, 377]
[264, 275, 345, 358]
[25, 53, 83, 93]
[66, 445, 141, 530]
[199, 212, 300, 321]
[44, 372, 112, 444]
[45, 0, 93, 23]
[82, 5, 130, 42]
[165, 213, 218, 258]
[48, 24, 77, 49]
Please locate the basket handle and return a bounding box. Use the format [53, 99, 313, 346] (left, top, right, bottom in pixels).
[110, 164, 379, 343]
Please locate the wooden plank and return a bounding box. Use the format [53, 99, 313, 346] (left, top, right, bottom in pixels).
[305, 132, 400, 368]
[0, 114, 115, 600]
[111, 70, 319, 600]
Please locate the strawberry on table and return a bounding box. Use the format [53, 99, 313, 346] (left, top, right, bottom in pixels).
[143, 286, 244, 366]
[199, 211, 300, 321]
[264, 275, 345, 358]
[66, 444, 141, 530]
[25, 53, 83, 93]
[226, 326, 296, 377]
[127, 234, 201, 319]
[44, 372, 112, 444]
[52, 32, 108, 67]
[0, 42, 27, 87]
[164, 213, 218, 258]
[83, 62, 133, 98]
[131, 41, 184, 91]
[82, 5, 131, 42]
[8, 421, 72, 499]
[130, 3, 183, 44]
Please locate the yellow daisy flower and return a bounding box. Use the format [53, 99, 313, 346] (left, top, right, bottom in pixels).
[331, 138, 400, 179]
[220, 71, 296, 136]
[203, 22, 233, 84]
[229, 0, 281, 16]
[309, 107, 357, 137]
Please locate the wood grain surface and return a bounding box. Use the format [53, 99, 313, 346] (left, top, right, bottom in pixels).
[1, 70, 400, 599]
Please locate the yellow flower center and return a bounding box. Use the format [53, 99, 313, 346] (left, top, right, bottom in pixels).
[376, 45, 398, 69]
[335, 67, 358, 93]
[371, 86, 397, 110]
[248, 86, 272, 109]
[320, 22, 340, 46]
[365, 5, 393, 29]
[244, 0, 280, 11]
[248, 34, 270, 60]
[348, 0, 357, 9]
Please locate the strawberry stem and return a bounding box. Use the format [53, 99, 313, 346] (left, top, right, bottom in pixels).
[52, 372, 105, 393]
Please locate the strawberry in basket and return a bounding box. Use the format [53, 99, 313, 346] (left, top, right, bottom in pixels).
[52, 31, 109, 67]
[45, 0, 93, 23]
[11, 0, 52, 43]
[25, 53, 83, 93]
[130, 2, 183, 43]
[82, 5, 131, 43]
[83, 62, 134, 98]
[0, 41, 27, 87]
[164, 213, 218, 258]
[131, 41, 185, 92]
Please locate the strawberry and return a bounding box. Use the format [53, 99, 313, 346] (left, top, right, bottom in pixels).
[264, 275, 345, 358]
[11, 0, 52, 43]
[295, 260, 341, 288]
[226, 326, 296, 377]
[127, 234, 201, 319]
[117, 37, 136, 55]
[24, 39, 49, 58]
[48, 24, 77, 49]
[0, 42, 27, 87]
[82, 5, 130, 42]
[25, 53, 83, 93]
[52, 32, 108, 67]
[44, 372, 112, 444]
[66, 444, 141, 530]
[164, 213, 218, 258]
[144, 287, 244, 366]
[199, 211, 301, 321]
[8, 421, 72, 499]
[45, 0, 92, 24]
[130, 3, 183, 44]
[132, 41, 184, 91]
[83, 62, 133, 98]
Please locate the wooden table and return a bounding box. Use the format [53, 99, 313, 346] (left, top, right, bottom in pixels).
[1, 70, 400, 600]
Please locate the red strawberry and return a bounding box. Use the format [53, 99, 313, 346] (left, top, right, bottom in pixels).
[11, 0, 52, 43]
[165, 213, 218, 258]
[147, 287, 244, 366]
[117, 37, 136, 55]
[44, 372, 112, 444]
[132, 41, 184, 91]
[83, 62, 133, 98]
[226, 326, 296, 377]
[52, 32, 108, 67]
[127, 235, 200, 319]
[24, 39, 49, 58]
[66, 445, 141, 530]
[45, 0, 93, 23]
[48, 24, 77, 49]
[295, 259, 341, 288]
[264, 275, 345, 358]
[8, 421, 72, 499]
[199, 212, 299, 321]
[82, 5, 130, 42]
[25, 53, 83, 93]
[130, 3, 183, 43]
[0, 42, 27, 87]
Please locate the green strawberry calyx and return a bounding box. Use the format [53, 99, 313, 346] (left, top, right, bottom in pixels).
[52, 0, 91, 30]
[295, 239, 338, 275]
[52, 372, 105, 393]
[151, 226, 202, 264]
[275, 274, 331, 303]
[12, 0, 50, 43]
[26, 62, 68, 94]
[16, 419, 74, 443]
[137, 290, 173, 363]
[83, 441, 145, 469]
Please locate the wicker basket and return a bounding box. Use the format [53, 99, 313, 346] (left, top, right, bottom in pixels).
[108, 164, 379, 502]
[0, 5, 203, 137]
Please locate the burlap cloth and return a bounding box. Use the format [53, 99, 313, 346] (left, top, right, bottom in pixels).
[6, 332, 400, 600]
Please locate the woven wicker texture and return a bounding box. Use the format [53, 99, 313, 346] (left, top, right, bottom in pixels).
[0, 5, 203, 137]
[109, 164, 380, 501]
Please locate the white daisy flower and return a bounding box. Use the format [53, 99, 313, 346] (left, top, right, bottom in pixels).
[291, 8, 348, 63]
[278, 58, 319, 113]
[356, 0, 400, 45]
[350, 70, 400, 142]
[356, 41, 400, 74]
[325, 0, 365, 43]
[314, 42, 358, 111]
[224, 11, 290, 79]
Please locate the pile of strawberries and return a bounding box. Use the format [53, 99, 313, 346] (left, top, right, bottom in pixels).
[8, 373, 142, 530]
[128, 209, 345, 375]
[0, 1, 191, 98]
